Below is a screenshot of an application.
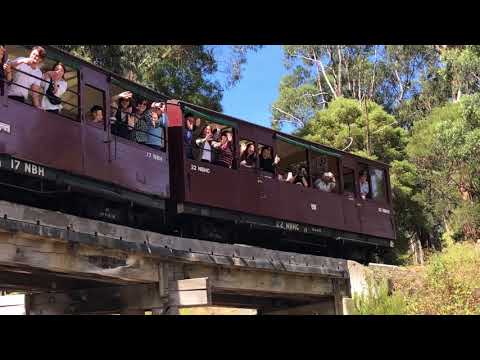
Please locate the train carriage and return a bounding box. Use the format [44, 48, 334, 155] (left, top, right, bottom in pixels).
[167, 101, 395, 260]
[0, 44, 396, 262]
[0, 45, 170, 229]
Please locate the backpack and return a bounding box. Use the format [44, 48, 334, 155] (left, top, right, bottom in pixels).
[46, 78, 62, 105]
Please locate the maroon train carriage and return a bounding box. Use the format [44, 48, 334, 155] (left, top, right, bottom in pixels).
[0, 45, 396, 262]
[0, 45, 170, 230]
[167, 101, 396, 261]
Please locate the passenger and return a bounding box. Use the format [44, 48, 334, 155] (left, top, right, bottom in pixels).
[0, 45, 10, 96]
[294, 167, 309, 187]
[259, 146, 280, 173]
[4, 46, 46, 108]
[111, 91, 134, 139]
[240, 142, 257, 168]
[359, 170, 370, 200]
[314, 172, 336, 192]
[184, 114, 201, 160]
[1, 45, 11, 81]
[195, 125, 214, 163]
[145, 101, 167, 150]
[41, 62, 68, 113]
[212, 131, 234, 168]
[89, 105, 104, 124]
[132, 98, 149, 145]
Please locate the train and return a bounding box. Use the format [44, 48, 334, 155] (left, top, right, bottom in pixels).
[0, 45, 395, 263]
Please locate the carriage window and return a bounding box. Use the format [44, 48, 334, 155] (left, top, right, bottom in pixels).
[239, 139, 257, 169]
[311, 152, 339, 193]
[190, 115, 234, 168]
[109, 82, 166, 151]
[342, 167, 355, 194]
[5, 45, 80, 122]
[275, 138, 309, 187]
[369, 168, 386, 201]
[85, 85, 105, 128]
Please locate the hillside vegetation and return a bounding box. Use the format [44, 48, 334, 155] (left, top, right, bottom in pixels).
[353, 242, 480, 315]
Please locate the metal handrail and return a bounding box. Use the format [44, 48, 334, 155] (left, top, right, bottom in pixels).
[6, 80, 79, 110]
[7, 65, 79, 96]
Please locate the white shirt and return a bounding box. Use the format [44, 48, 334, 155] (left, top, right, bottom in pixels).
[314, 178, 335, 192]
[7, 58, 43, 100]
[360, 181, 370, 197]
[41, 76, 67, 110]
[201, 141, 212, 162]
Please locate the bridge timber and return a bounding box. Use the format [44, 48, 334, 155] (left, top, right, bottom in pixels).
[0, 200, 363, 315]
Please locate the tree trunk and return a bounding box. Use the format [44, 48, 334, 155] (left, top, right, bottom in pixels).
[410, 236, 425, 265]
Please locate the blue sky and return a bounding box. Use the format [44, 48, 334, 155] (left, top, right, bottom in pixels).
[211, 45, 295, 134]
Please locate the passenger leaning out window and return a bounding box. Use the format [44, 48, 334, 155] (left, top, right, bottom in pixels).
[184, 115, 201, 160]
[359, 170, 370, 199]
[132, 98, 149, 145]
[259, 146, 280, 173]
[145, 102, 167, 150]
[4, 46, 46, 108]
[41, 62, 67, 113]
[195, 125, 214, 163]
[314, 172, 336, 192]
[240, 142, 257, 168]
[90, 105, 103, 124]
[111, 91, 135, 139]
[212, 131, 234, 168]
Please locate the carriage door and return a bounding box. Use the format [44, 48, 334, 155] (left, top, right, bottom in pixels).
[80, 66, 111, 183]
[341, 165, 362, 233]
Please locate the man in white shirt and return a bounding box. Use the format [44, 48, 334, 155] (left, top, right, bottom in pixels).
[314, 172, 336, 192]
[3, 46, 46, 108]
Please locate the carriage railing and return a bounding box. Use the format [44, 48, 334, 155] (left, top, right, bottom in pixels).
[3, 66, 80, 121]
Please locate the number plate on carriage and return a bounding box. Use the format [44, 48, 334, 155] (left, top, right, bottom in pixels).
[0, 156, 54, 180]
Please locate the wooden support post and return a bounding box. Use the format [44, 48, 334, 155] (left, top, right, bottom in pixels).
[168, 277, 212, 308]
[332, 278, 346, 315]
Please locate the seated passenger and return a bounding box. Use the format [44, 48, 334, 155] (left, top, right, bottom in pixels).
[212, 131, 234, 168]
[240, 142, 257, 168]
[359, 170, 370, 199]
[111, 91, 134, 139]
[314, 172, 336, 192]
[259, 147, 280, 173]
[41, 62, 68, 113]
[294, 167, 309, 187]
[145, 102, 168, 150]
[132, 98, 149, 145]
[89, 105, 104, 123]
[4, 46, 46, 108]
[195, 125, 214, 162]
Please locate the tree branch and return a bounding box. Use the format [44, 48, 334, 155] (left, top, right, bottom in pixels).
[271, 106, 306, 128]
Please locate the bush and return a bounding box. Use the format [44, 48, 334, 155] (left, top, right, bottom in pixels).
[352, 276, 408, 315]
[406, 243, 480, 314]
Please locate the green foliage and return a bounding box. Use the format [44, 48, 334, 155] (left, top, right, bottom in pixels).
[298, 97, 407, 164]
[57, 45, 262, 111]
[407, 96, 480, 243]
[352, 276, 408, 315]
